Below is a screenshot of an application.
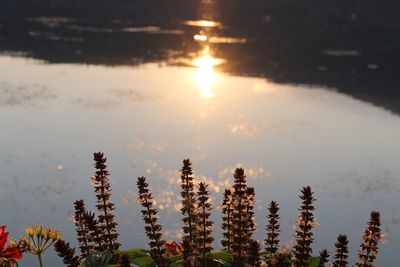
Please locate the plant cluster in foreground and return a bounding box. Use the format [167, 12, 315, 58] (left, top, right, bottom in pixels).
[0, 153, 385, 267]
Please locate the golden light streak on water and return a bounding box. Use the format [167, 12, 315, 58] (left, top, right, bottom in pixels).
[192, 46, 222, 98]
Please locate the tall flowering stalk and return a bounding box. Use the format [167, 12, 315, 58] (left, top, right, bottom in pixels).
[54, 239, 80, 267]
[0, 226, 22, 267]
[83, 211, 104, 251]
[180, 159, 197, 256]
[136, 176, 168, 267]
[22, 225, 62, 267]
[317, 249, 330, 267]
[264, 200, 280, 254]
[231, 168, 249, 267]
[91, 152, 120, 251]
[356, 211, 382, 267]
[73, 199, 93, 257]
[182, 237, 194, 266]
[244, 187, 256, 241]
[195, 182, 214, 267]
[292, 186, 316, 267]
[333, 234, 349, 267]
[221, 189, 234, 251]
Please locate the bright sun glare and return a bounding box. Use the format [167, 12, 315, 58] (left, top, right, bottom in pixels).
[193, 46, 222, 98]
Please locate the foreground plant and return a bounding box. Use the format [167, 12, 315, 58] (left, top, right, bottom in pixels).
[180, 159, 198, 260]
[54, 239, 80, 267]
[247, 240, 261, 267]
[84, 251, 113, 267]
[92, 152, 120, 251]
[292, 186, 316, 267]
[50, 154, 385, 267]
[244, 187, 256, 243]
[136, 176, 168, 267]
[317, 250, 330, 267]
[118, 253, 131, 267]
[195, 182, 214, 267]
[83, 211, 103, 252]
[265, 200, 281, 255]
[73, 200, 93, 257]
[0, 226, 22, 267]
[164, 241, 183, 257]
[221, 189, 233, 251]
[22, 225, 61, 267]
[231, 168, 250, 266]
[356, 211, 382, 267]
[333, 235, 349, 267]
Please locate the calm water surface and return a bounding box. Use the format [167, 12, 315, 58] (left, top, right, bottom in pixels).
[0, 53, 400, 266]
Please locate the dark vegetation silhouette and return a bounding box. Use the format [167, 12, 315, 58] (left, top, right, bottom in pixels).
[356, 211, 382, 267]
[53, 152, 384, 266]
[195, 181, 214, 267]
[137, 176, 168, 267]
[292, 186, 316, 267]
[333, 235, 349, 267]
[221, 188, 234, 251]
[180, 159, 198, 262]
[92, 152, 120, 251]
[0, 0, 400, 113]
[118, 253, 131, 267]
[265, 200, 280, 255]
[54, 239, 80, 267]
[247, 240, 261, 267]
[72, 199, 93, 258]
[317, 250, 330, 267]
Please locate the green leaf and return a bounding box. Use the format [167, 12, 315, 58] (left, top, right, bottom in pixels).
[113, 248, 155, 267]
[84, 251, 113, 267]
[307, 256, 320, 267]
[207, 258, 232, 267]
[115, 248, 149, 259]
[131, 255, 155, 267]
[169, 254, 183, 263]
[99, 251, 113, 265]
[209, 252, 233, 263]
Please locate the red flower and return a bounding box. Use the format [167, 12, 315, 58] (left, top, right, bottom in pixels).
[164, 241, 183, 256]
[0, 226, 22, 266]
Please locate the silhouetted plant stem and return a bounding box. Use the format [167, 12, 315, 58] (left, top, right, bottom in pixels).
[92, 152, 120, 251]
[264, 200, 280, 255]
[180, 159, 197, 260]
[231, 168, 249, 267]
[221, 189, 234, 251]
[196, 182, 214, 267]
[293, 186, 316, 267]
[356, 211, 382, 267]
[136, 176, 168, 267]
[244, 187, 256, 241]
[84, 211, 103, 251]
[73, 199, 93, 257]
[38, 253, 44, 267]
[318, 249, 330, 267]
[182, 237, 193, 266]
[54, 239, 80, 267]
[333, 235, 349, 267]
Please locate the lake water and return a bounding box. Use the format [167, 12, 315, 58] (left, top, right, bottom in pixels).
[1, 53, 400, 266]
[1, 1, 400, 266]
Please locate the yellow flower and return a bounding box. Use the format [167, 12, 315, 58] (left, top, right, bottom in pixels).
[22, 225, 62, 255]
[24, 226, 34, 237]
[51, 229, 62, 241]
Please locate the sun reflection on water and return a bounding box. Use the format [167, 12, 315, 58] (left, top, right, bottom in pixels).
[192, 46, 222, 98]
